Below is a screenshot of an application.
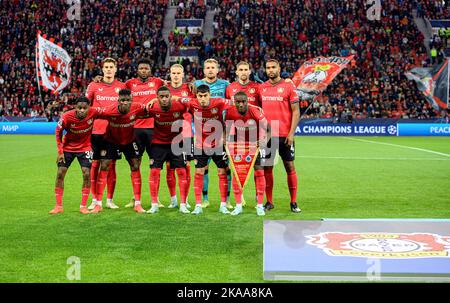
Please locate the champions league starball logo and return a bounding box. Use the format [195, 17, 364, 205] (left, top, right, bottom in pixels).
[306, 232, 450, 259]
[387, 125, 397, 135]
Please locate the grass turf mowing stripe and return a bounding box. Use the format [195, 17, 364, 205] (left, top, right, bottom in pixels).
[342, 137, 450, 158]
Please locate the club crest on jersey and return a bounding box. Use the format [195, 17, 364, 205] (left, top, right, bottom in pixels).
[132, 83, 137, 87]
[182, 91, 188, 97]
[115, 88, 120, 93]
[87, 119, 93, 125]
[277, 87, 284, 93]
[149, 82, 155, 87]
[71, 123, 76, 127]
[173, 112, 180, 118]
[262, 88, 267, 92]
[211, 108, 218, 114]
[156, 114, 160, 118]
[98, 88, 103, 92]
[232, 88, 237, 93]
[306, 232, 450, 259]
[249, 88, 255, 94]
[130, 115, 135, 120]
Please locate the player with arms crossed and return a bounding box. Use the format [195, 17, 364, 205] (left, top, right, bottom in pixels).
[50, 97, 104, 214]
[86, 57, 126, 210]
[259, 59, 301, 213]
[194, 59, 232, 209]
[224, 92, 270, 216]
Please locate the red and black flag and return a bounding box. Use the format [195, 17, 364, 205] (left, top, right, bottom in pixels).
[292, 55, 354, 101]
[405, 59, 449, 111]
[35, 32, 72, 95]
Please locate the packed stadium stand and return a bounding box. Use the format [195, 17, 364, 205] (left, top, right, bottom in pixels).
[0, 0, 168, 120]
[0, 0, 449, 120]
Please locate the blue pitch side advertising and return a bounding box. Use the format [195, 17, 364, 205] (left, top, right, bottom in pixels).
[397, 124, 450, 136]
[295, 123, 398, 136]
[0, 122, 57, 134]
[1, 122, 449, 136]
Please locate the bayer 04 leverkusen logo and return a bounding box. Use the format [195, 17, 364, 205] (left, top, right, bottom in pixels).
[306, 232, 450, 259]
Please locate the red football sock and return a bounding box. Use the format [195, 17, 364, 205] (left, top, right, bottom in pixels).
[254, 169, 266, 205]
[131, 170, 142, 202]
[287, 170, 298, 203]
[81, 187, 90, 207]
[90, 161, 99, 199]
[232, 178, 242, 205]
[149, 168, 161, 204]
[166, 163, 176, 197]
[218, 172, 228, 203]
[194, 173, 203, 205]
[185, 163, 191, 201]
[96, 170, 109, 202]
[107, 160, 116, 200]
[55, 187, 64, 206]
[264, 167, 274, 203]
[176, 168, 187, 204]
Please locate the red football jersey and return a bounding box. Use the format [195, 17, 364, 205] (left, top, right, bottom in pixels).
[183, 98, 232, 149]
[259, 79, 299, 137]
[224, 105, 267, 143]
[168, 83, 195, 137]
[226, 81, 261, 107]
[56, 108, 104, 153]
[103, 103, 147, 145]
[85, 80, 126, 135]
[126, 77, 164, 129]
[147, 100, 188, 145]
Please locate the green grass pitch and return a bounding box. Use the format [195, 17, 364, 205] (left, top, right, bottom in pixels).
[0, 135, 449, 282]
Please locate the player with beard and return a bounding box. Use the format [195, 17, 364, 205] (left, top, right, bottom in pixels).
[259, 59, 301, 213]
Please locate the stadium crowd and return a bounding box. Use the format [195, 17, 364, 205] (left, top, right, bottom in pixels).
[207, 0, 445, 119]
[0, 0, 449, 120]
[0, 0, 168, 120]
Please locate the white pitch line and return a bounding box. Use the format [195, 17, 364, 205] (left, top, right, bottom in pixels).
[342, 137, 450, 158]
[297, 155, 449, 161]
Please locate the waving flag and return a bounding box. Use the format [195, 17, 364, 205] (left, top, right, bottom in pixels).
[405, 59, 449, 111]
[292, 55, 354, 101]
[36, 33, 72, 94]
